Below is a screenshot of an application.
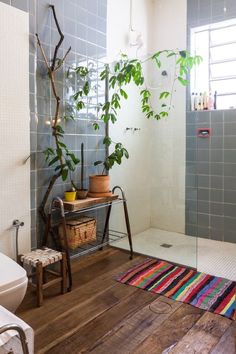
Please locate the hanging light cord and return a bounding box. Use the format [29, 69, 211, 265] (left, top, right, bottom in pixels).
[130, 0, 134, 31]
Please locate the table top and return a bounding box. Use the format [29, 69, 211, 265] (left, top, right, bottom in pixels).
[54, 195, 119, 212]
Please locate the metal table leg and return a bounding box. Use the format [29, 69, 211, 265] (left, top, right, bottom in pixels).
[112, 186, 133, 259]
[100, 202, 112, 249]
[45, 189, 133, 292]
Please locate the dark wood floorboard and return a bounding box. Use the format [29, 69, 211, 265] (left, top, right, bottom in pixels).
[16, 248, 235, 354]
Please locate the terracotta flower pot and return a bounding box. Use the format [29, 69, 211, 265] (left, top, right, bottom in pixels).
[88, 175, 112, 197]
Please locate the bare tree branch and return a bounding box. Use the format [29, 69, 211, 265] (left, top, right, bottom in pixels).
[35, 33, 50, 69]
[55, 46, 72, 72]
[36, 5, 72, 219]
[50, 4, 68, 71]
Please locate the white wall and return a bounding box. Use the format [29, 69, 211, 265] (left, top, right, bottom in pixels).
[107, 0, 187, 235]
[150, 0, 187, 233]
[0, 3, 30, 258]
[107, 0, 153, 234]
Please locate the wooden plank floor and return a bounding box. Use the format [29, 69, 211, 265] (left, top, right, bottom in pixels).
[16, 248, 236, 354]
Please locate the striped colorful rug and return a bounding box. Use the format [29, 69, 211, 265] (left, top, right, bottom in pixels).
[117, 258, 236, 320]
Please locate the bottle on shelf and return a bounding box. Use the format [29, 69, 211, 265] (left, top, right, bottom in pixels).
[208, 92, 214, 110]
[198, 93, 203, 111]
[214, 91, 217, 110]
[190, 90, 218, 111]
[191, 92, 195, 111]
[194, 92, 199, 111]
[203, 91, 208, 110]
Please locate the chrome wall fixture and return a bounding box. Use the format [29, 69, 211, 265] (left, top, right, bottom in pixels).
[125, 127, 141, 131]
[0, 324, 29, 354]
[12, 219, 24, 260]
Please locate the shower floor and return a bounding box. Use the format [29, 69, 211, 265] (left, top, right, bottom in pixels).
[113, 228, 236, 281]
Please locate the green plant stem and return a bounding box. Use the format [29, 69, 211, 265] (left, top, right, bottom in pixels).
[38, 172, 61, 222]
[168, 55, 178, 111]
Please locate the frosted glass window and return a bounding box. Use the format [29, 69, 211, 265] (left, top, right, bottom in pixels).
[211, 79, 236, 94]
[211, 26, 236, 45]
[211, 61, 236, 78]
[192, 31, 209, 93]
[210, 43, 236, 62]
[191, 19, 236, 110]
[217, 95, 236, 110]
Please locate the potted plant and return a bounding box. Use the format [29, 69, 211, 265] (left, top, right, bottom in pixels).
[88, 175, 110, 197]
[70, 51, 202, 196]
[72, 143, 88, 199]
[64, 188, 77, 202]
[88, 138, 129, 197]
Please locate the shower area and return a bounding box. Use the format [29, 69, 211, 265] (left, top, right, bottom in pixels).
[110, 0, 236, 282]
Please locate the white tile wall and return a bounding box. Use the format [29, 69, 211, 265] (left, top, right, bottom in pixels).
[107, 0, 187, 235]
[0, 2, 30, 258]
[107, 0, 153, 234]
[149, 0, 187, 233]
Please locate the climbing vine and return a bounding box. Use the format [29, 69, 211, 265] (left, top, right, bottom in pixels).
[36, 5, 202, 220]
[70, 50, 202, 171]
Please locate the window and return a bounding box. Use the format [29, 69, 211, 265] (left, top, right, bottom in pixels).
[191, 19, 236, 110]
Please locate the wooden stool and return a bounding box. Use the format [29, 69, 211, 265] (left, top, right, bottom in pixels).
[19, 248, 67, 307]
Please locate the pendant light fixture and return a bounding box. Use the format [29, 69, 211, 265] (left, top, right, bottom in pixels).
[129, 0, 143, 49]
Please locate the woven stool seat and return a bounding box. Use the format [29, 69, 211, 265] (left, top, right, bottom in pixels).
[21, 247, 63, 267]
[19, 247, 67, 307]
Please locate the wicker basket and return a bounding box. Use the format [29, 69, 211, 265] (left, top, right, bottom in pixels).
[59, 217, 96, 250]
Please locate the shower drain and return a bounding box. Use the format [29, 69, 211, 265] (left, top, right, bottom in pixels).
[160, 243, 173, 248]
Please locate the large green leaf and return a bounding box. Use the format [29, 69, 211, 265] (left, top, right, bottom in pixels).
[61, 168, 69, 181]
[159, 91, 170, 99]
[103, 136, 112, 146]
[94, 160, 103, 166]
[48, 156, 59, 167]
[178, 76, 189, 86]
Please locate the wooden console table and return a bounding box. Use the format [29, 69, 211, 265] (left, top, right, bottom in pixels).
[44, 186, 133, 291]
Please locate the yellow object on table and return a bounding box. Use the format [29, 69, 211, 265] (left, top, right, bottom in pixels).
[64, 191, 76, 202]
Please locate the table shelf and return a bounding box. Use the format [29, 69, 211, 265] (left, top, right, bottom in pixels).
[44, 186, 133, 291]
[54, 195, 119, 212]
[69, 229, 127, 259]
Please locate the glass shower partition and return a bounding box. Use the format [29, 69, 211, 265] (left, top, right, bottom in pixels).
[194, 109, 236, 282]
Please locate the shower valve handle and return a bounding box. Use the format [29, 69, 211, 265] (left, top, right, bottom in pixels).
[13, 219, 24, 227]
